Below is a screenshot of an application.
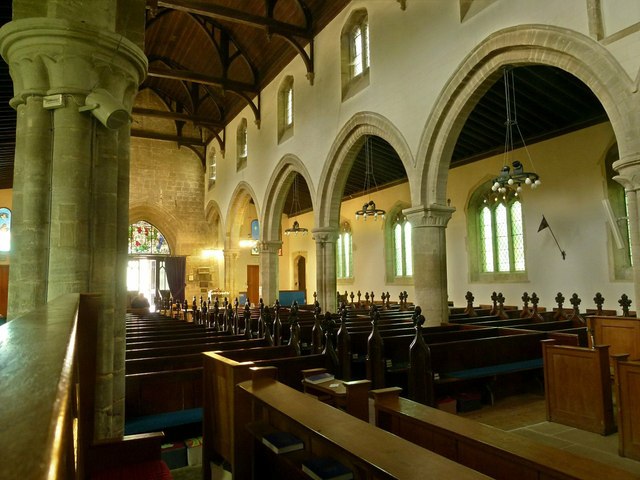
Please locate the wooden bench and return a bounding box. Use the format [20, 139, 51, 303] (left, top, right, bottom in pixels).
[222, 369, 489, 480]
[541, 340, 616, 435]
[612, 354, 640, 460]
[369, 387, 637, 480]
[588, 315, 640, 359]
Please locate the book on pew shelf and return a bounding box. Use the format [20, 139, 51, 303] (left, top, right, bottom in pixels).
[304, 372, 334, 384]
[261, 431, 304, 454]
[301, 457, 353, 480]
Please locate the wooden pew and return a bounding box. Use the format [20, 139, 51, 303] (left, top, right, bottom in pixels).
[221, 369, 489, 480]
[125, 335, 260, 359]
[588, 315, 640, 358]
[410, 331, 551, 406]
[541, 340, 616, 435]
[370, 387, 638, 480]
[613, 354, 640, 461]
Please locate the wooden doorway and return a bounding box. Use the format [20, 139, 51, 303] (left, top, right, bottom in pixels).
[247, 265, 259, 306]
[0, 265, 8, 317]
[295, 256, 306, 293]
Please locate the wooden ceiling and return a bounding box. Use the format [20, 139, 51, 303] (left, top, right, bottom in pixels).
[0, 2, 608, 217]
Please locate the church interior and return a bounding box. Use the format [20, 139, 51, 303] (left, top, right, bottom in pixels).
[2, 1, 640, 479]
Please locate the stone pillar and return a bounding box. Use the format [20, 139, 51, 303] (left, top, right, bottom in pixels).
[7, 95, 52, 318]
[260, 240, 282, 306]
[613, 153, 640, 307]
[404, 204, 455, 326]
[313, 227, 339, 314]
[0, 12, 146, 438]
[224, 248, 239, 300]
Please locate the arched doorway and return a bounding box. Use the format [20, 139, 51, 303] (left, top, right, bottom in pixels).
[295, 255, 306, 293]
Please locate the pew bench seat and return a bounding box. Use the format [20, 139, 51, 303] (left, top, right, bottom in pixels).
[125, 407, 203, 436]
[439, 357, 543, 381]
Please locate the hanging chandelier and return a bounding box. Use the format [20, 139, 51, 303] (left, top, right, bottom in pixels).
[284, 174, 308, 236]
[355, 135, 386, 220]
[491, 67, 541, 199]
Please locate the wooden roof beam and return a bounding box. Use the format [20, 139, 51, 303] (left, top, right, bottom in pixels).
[132, 107, 224, 129]
[131, 129, 205, 146]
[148, 66, 259, 95]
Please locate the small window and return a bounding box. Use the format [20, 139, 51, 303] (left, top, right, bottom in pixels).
[337, 225, 353, 279]
[605, 144, 632, 279]
[278, 76, 294, 143]
[208, 147, 217, 190]
[340, 9, 370, 100]
[237, 118, 248, 171]
[0, 208, 11, 252]
[128, 220, 171, 255]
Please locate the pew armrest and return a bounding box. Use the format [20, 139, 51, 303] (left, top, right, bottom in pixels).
[370, 387, 403, 403]
[86, 432, 166, 475]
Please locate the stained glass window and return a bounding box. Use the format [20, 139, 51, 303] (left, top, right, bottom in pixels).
[480, 206, 494, 272]
[128, 221, 170, 255]
[0, 208, 10, 252]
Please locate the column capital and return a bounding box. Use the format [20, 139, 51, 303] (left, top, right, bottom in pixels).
[260, 240, 282, 254]
[224, 248, 239, 258]
[0, 17, 147, 107]
[613, 152, 640, 191]
[403, 204, 456, 228]
[312, 227, 340, 243]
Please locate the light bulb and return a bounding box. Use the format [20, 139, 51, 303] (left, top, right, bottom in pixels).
[516, 185, 522, 193]
[534, 179, 541, 186]
[525, 177, 532, 185]
[507, 178, 514, 185]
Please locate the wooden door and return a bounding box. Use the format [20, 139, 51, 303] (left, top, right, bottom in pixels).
[0, 265, 8, 317]
[247, 265, 259, 306]
[296, 256, 306, 293]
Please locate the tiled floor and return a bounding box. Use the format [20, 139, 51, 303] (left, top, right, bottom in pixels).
[460, 393, 640, 477]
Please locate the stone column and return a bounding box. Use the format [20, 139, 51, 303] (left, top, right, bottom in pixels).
[404, 204, 455, 326]
[313, 227, 339, 313]
[613, 153, 640, 307]
[224, 248, 239, 300]
[0, 13, 146, 439]
[7, 95, 52, 318]
[260, 240, 282, 306]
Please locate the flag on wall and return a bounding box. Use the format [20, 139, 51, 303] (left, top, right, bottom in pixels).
[538, 216, 549, 232]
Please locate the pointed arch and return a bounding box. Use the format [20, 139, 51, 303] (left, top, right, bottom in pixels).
[316, 111, 416, 229]
[205, 199, 225, 248]
[416, 24, 638, 208]
[261, 154, 316, 242]
[225, 181, 260, 247]
[129, 202, 178, 254]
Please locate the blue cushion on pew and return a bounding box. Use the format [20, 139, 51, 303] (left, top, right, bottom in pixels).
[443, 358, 543, 380]
[125, 408, 203, 435]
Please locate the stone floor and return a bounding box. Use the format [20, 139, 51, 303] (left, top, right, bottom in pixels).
[171, 392, 640, 479]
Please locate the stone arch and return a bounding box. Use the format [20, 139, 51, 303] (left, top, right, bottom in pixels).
[317, 111, 416, 229]
[225, 181, 260, 248]
[261, 154, 316, 242]
[205, 199, 225, 248]
[416, 24, 638, 208]
[129, 202, 178, 254]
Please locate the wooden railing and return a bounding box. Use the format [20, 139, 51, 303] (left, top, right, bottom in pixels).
[0, 294, 81, 480]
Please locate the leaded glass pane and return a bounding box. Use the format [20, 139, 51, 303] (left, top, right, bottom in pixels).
[363, 21, 370, 70]
[394, 224, 403, 276]
[404, 221, 413, 276]
[510, 201, 525, 271]
[625, 194, 633, 266]
[336, 235, 344, 278]
[480, 207, 494, 272]
[495, 204, 509, 272]
[128, 221, 171, 254]
[352, 26, 363, 76]
[344, 232, 352, 278]
[285, 86, 293, 126]
[0, 208, 10, 252]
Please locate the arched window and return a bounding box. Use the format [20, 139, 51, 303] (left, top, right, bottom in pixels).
[605, 144, 632, 279]
[237, 118, 248, 171]
[393, 218, 413, 277]
[0, 208, 10, 252]
[278, 76, 294, 143]
[340, 9, 370, 100]
[336, 224, 353, 280]
[468, 182, 527, 281]
[128, 221, 171, 255]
